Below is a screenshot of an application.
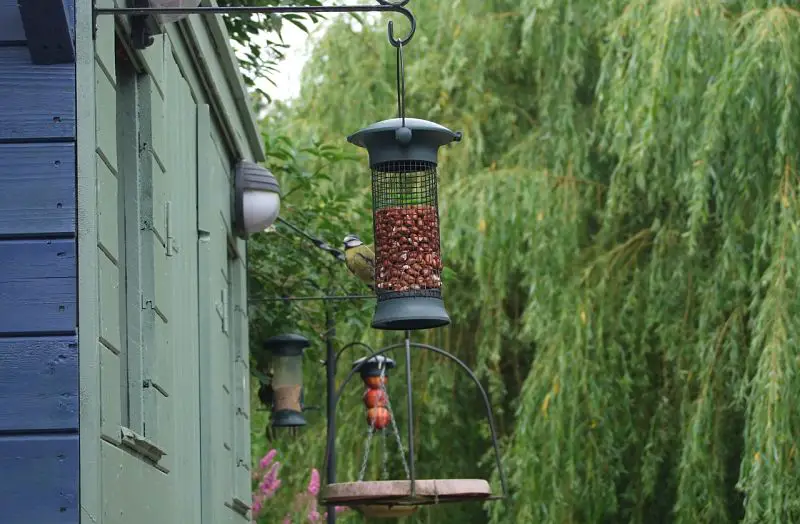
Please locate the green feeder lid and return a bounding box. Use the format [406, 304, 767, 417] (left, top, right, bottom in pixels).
[264, 334, 310, 356]
[347, 118, 462, 167]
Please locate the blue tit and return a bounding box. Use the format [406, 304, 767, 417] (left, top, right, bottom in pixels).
[343, 234, 375, 290]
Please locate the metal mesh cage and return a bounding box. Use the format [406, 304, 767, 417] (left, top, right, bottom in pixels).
[372, 160, 443, 302]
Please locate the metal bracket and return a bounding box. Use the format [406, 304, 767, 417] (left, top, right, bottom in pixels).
[92, 0, 417, 50]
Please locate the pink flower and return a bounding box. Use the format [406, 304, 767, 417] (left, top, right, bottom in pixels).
[335, 506, 348, 514]
[307, 468, 321, 496]
[251, 492, 266, 519]
[260, 478, 281, 496]
[308, 510, 321, 521]
[262, 462, 281, 489]
[259, 449, 278, 470]
[283, 516, 292, 524]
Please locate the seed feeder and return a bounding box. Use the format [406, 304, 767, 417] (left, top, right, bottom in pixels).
[264, 334, 310, 428]
[348, 34, 462, 332]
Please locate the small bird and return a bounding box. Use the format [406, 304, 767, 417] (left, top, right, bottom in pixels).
[343, 234, 375, 290]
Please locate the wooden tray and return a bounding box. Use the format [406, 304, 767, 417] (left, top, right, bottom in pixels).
[322, 479, 491, 505]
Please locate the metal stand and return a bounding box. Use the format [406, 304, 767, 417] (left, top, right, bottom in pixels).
[325, 304, 337, 524]
[403, 331, 416, 497]
[320, 337, 509, 511]
[248, 216, 507, 519]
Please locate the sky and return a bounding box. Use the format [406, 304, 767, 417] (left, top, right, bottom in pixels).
[252, 11, 379, 103]
[255, 20, 326, 103]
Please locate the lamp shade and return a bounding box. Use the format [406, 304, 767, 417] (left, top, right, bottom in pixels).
[234, 161, 281, 239]
[264, 334, 310, 428]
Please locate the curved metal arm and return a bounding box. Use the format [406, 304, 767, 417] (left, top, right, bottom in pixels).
[332, 341, 378, 365]
[93, 1, 417, 49]
[323, 341, 509, 501]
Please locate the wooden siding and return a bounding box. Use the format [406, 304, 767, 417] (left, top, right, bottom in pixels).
[197, 101, 252, 523]
[84, 10, 253, 523]
[0, 1, 78, 523]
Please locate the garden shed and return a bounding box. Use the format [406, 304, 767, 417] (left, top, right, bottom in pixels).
[0, 0, 264, 522]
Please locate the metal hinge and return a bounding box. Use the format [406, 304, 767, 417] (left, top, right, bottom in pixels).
[216, 288, 228, 334]
[141, 293, 167, 323]
[229, 498, 250, 516]
[143, 379, 169, 397]
[165, 201, 177, 256]
[141, 292, 153, 310]
[233, 304, 248, 320]
[120, 426, 166, 464]
[141, 218, 166, 248]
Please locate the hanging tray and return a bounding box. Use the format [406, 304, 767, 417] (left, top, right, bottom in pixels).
[322, 479, 492, 509]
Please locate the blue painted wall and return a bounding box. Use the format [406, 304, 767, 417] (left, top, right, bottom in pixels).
[0, 0, 78, 522]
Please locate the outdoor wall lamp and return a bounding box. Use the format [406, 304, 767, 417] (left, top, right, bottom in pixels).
[233, 160, 281, 240]
[264, 333, 310, 428]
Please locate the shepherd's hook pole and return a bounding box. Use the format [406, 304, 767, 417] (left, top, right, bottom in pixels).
[404, 330, 416, 497]
[325, 303, 337, 524]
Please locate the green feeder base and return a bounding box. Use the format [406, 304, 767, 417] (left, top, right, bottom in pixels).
[371, 296, 451, 331]
[272, 410, 306, 428]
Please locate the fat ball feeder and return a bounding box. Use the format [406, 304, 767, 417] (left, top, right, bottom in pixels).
[353, 355, 396, 430]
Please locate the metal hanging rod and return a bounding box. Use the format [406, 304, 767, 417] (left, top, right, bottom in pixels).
[93, 0, 416, 49]
[275, 216, 347, 263]
[249, 294, 375, 303]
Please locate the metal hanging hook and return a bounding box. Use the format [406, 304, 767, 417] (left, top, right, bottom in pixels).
[395, 43, 407, 127]
[377, 0, 416, 47]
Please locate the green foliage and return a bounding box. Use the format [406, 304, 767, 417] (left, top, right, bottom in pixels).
[219, 0, 323, 101]
[245, 1, 800, 523]
[247, 123, 374, 524]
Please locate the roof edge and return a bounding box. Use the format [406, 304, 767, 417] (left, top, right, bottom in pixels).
[202, 1, 265, 161]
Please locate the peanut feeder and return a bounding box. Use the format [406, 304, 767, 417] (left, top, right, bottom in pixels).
[348, 118, 462, 331]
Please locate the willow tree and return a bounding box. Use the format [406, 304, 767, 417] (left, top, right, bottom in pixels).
[251, 1, 800, 522]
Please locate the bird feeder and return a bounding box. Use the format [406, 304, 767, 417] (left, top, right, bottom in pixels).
[353, 355, 396, 430]
[348, 118, 462, 331]
[264, 334, 310, 428]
